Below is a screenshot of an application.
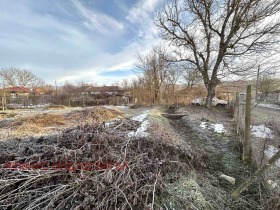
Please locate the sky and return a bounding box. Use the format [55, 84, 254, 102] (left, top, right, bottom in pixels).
[0, 0, 165, 86]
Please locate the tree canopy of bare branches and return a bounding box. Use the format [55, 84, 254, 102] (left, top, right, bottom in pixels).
[0, 67, 44, 89]
[157, 0, 280, 107]
[182, 64, 203, 88]
[258, 70, 280, 96]
[137, 46, 171, 104]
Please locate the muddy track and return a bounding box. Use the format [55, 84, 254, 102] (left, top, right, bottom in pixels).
[168, 115, 266, 209]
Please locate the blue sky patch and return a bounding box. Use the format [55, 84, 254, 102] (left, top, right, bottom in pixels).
[0, 0, 163, 84]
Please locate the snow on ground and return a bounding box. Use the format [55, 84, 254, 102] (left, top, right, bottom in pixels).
[251, 125, 274, 139]
[258, 103, 280, 110]
[199, 122, 207, 129]
[199, 122, 226, 133]
[128, 120, 149, 138]
[131, 110, 150, 122]
[103, 105, 128, 109]
[264, 145, 280, 167]
[128, 110, 150, 137]
[104, 120, 120, 127]
[211, 124, 226, 133]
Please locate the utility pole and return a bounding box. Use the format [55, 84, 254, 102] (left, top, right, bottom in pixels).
[255, 65, 260, 102]
[55, 81, 58, 96]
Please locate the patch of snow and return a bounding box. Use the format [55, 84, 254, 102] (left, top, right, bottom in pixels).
[199, 122, 207, 129]
[211, 124, 226, 133]
[199, 122, 226, 133]
[103, 105, 128, 109]
[128, 120, 149, 137]
[131, 110, 150, 122]
[258, 103, 280, 110]
[105, 121, 113, 127]
[128, 110, 151, 137]
[251, 125, 274, 139]
[115, 106, 128, 109]
[264, 145, 280, 167]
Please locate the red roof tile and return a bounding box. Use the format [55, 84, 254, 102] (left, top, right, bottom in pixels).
[5, 86, 30, 93]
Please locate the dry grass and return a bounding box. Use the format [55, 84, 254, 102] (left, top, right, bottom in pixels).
[0, 112, 17, 119]
[4, 107, 124, 138]
[47, 105, 67, 110]
[22, 114, 66, 127]
[13, 123, 50, 136]
[12, 114, 67, 137]
[148, 109, 177, 142]
[66, 107, 124, 124]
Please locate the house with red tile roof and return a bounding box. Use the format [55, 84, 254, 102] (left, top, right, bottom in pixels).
[0, 86, 31, 107]
[2, 86, 30, 99]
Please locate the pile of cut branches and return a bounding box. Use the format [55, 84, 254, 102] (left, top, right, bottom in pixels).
[0, 121, 203, 209]
[105, 118, 141, 132]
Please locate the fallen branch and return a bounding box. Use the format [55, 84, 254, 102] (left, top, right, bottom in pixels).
[232, 149, 280, 198]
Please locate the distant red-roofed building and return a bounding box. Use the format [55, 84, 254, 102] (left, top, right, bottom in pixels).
[0, 86, 31, 108]
[34, 87, 44, 95]
[3, 86, 30, 99]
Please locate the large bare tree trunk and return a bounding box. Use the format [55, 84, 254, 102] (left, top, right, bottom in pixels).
[205, 80, 217, 108]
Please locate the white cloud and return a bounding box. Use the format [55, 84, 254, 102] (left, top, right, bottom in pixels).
[54, 0, 164, 84]
[72, 0, 124, 35]
[127, 0, 161, 23]
[126, 0, 162, 46]
[141, 0, 162, 12]
[0, 0, 164, 85]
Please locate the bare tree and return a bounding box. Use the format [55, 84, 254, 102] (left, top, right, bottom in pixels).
[166, 63, 183, 90]
[182, 65, 203, 88]
[157, 0, 280, 107]
[111, 81, 120, 87]
[160, 63, 182, 104]
[0, 68, 17, 86]
[0, 67, 44, 89]
[41, 84, 55, 95]
[137, 46, 171, 104]
[121, 79, 129, 90]
[62, 81, 77, 107]
[258, 71, 280, 96]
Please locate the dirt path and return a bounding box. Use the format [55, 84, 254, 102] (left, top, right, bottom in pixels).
[165, 106, 265, 209]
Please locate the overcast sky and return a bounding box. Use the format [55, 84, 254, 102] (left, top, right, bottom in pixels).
[0, 0, 165, 86]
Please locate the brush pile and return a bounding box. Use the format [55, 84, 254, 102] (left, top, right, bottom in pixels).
[105, 118, 142, 133]
[0, 120, 203, 209]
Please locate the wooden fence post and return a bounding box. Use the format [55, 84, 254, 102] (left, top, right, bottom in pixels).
[243, 85, 252, 163]
[238, 93, 246, 147]
[234, 92, 240, 133]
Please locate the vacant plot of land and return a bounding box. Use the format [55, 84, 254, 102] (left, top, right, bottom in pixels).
[0, 107, 124, 140]
[0, 105, 278, 209]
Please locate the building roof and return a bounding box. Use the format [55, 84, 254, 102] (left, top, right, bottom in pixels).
[84, 86, 124, 92]
[75, 85, 93, 92]
[4, 86, 31, 93]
